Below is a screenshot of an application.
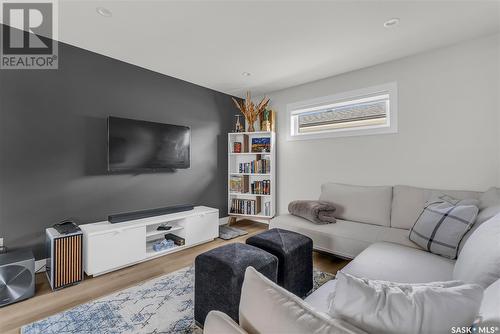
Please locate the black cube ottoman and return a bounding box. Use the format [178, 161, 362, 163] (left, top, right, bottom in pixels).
[194, 243, 278, 326]
[246, 228, 313, 297]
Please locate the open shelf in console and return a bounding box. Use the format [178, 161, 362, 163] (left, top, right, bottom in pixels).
[145, 218, 187, 258]
[145, 240, 182, 258]
[146, 225, 184, 239]
[145, 217, 185, 239]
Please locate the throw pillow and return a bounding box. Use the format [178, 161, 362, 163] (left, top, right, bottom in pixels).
[330, 271, 484, 334]
[454, 212, 500, 289]
[409, 195, 479, 259]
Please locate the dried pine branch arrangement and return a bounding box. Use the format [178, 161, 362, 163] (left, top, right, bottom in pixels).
[232, 91, 270, 132]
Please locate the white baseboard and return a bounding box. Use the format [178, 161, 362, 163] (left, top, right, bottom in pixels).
[35, 258, 47, 273]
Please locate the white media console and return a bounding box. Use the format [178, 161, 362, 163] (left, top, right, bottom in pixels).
[80, 206, 219, 276]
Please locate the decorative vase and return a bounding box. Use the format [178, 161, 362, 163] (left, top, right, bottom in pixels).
[231, 92, 270, 134]
[247, 121, 255, 132]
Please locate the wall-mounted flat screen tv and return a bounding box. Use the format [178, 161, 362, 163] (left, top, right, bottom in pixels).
[108, 116, 190, 171]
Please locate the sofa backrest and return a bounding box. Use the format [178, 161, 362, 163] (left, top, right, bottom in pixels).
[319, 183, 393, 227]
[390, 185, 481, 230]
[454, 211, 500, 289]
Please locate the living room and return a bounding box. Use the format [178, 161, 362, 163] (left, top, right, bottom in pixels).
[0, 1, 499, 333]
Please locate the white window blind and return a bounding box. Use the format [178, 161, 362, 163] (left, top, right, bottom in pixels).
[287, 83, 397, 140]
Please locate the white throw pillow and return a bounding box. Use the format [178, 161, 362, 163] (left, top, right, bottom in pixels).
[330, 271, 483, 334]
[454, 212, 500, 289]
[238, 267, 365, 334]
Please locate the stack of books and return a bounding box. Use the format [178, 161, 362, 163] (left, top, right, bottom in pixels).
[230, 199, 261, 215]
[165, 233, 185, 246]
[239, 159, 270, 174]
[230, 176, 248, 193]
[251, 180, 271, 195]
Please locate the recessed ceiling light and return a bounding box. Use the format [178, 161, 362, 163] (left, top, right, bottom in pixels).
[241, 72, 251, 77]
[96, 7, 112, 17]
[383, 18, 400, 28]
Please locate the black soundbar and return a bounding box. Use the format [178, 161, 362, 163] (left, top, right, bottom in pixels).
[108, 204, 194, 224]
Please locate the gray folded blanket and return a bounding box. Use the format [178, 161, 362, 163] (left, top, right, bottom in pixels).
[288, 200, 337, 224]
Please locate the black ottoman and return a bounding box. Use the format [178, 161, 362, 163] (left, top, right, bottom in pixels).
[194, 243, 278, 326]
[246, 228, 313, 297]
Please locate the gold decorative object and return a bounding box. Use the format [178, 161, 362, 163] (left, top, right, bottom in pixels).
[260, 109, 273, 132]
[232, 91, 270, 132]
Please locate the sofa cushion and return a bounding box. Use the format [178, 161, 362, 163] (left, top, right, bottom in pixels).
[479, 278, 500, 326]
[454, 213, 500, 289]
[342, 242, 455, 283]
[204, 311, 249, 334]
[479, 187, 500, 209]
[304, 279, 337, 315]
[391, 185, 481, 229]
[409, 197, 479, 259]
[456, 188, 500, 255]
[319, 183, 392, 226]
[239, 267, 366, 334]
[270, 214, 420, 259]
[331, 271, 483, 334]
[458, 204, 500, 255]
[306, 267, 500, 327]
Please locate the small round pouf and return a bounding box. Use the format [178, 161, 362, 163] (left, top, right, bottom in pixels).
[246, 228, 313, 297]
[194, 243, 278, 326]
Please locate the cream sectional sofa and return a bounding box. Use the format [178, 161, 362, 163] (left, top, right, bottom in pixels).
[270, 183, 495, 259]
[203, 184, 500, 334]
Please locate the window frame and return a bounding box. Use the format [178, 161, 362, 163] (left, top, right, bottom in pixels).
[286, 82, 398, 141]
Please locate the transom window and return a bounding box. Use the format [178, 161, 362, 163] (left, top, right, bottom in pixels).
[287, 82, 398, 140]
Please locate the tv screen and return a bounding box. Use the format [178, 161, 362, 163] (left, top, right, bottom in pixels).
[108, 117, 190, 171]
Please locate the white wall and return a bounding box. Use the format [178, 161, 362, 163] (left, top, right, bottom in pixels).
[264, 34, 500, 214]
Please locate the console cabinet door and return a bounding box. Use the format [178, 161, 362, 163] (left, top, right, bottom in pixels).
[86, 226, 145, 275]
[186, 211, 219, 245]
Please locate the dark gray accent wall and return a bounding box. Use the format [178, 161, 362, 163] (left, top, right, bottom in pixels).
[0, 42, 236, 259]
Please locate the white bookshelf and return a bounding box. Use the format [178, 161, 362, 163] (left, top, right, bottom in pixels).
[228, 131, 276, 223]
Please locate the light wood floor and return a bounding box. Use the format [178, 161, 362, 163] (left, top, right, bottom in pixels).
[0, 220, 349, 333]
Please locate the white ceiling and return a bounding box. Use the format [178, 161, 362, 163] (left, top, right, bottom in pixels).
[12, 1, 500, 96]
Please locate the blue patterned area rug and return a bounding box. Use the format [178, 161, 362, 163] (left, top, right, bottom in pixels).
[22, 266, 335, 334]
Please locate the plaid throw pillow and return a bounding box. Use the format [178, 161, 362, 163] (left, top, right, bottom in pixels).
[409, 195, 479, 259]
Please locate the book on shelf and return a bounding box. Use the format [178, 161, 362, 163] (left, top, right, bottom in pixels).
[230, 175, 249, 193]
[250, 179, 271, 195]
[239, 159, 270, 174]
[251, 137, 271, 153]
[230, 198, 261, 215]
[233, 142, 242, 153]
[164, 233, 185, 246]
[231, 134, 249, 153]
